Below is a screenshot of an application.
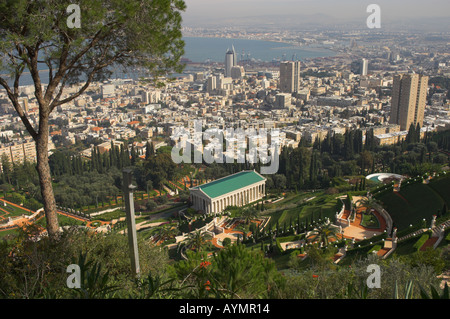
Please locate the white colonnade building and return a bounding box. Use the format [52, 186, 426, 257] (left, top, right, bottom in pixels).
[189, 170, 266, 215]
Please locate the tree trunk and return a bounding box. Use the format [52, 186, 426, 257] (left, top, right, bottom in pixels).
[36, 125, 59, 238]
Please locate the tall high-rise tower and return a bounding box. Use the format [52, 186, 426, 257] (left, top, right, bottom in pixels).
[225, 45, 237, 78]
[389, 73, 428, 131]
[279, 61, 301, 94]
[360, 58, 369, 76]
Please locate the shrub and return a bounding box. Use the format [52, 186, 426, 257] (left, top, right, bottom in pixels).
[156, 196, 168, 205]
[222, 238, 232, 247]
[146, 200, 157, 211]
[9, 192, 25, 205]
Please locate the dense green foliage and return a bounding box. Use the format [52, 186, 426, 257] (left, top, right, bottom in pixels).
[1, 226, 447, 299]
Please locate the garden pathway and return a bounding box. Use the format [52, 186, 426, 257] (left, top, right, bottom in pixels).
[341, 205, 387, 241]
[211, 219, 256, 248]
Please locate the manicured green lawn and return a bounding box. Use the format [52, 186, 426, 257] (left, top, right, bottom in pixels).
[378, 183, 445, 230]
[427, 176, 450, 208]
[367, 244, 382, 254]
[265, 194, 338, 230]
[0, 202, 33, 217]
[95, 209, 126, 222]
[360, 213, 380, 229]
[390, 234, 424, 257]
[37, 213, 85, 228]
[0, 228, 20, 239]
[91, 221, 102, 228]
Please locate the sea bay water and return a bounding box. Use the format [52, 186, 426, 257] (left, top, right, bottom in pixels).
[182, 36, 336, 63]
[1, 37, 336, 87]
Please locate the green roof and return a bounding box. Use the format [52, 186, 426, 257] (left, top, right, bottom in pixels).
[194, 171, 265, 199]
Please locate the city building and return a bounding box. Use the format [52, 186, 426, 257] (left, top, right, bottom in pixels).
[101, 84, 116, 99]
[0, 140, 37, 170]
[279, 61, 301, 94]
[275, 93, 292, 109]
[230, 66, 245, 80]
[142, 90, 161, 104]
[360, 58, 369, 76]
[189, 170, 266, 214]
[207, 76, 217, 94]
[224, 46, 237, 78]
[389, 73, 429, 131]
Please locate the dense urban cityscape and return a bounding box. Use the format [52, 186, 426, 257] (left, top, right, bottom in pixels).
[2, 28, 449, 170]
[0, 0, 449, 305]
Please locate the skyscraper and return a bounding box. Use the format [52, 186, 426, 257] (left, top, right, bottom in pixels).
[207, 76, 217, 94]
[225, 45, 237, 78]
[360, 58, 369, 76]
[279, 61, 301, 94]
[389, 73, 429, 131]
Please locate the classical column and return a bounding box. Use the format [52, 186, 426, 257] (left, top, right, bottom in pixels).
[122, 169, 140, 278]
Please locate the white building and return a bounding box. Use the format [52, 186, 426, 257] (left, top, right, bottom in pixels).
[189, 170, 266, 214]
[101, 84, 115, 99]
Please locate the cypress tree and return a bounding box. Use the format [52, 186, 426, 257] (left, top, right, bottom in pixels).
[145, 141, 152, 160]
[415, 123, 421, 143]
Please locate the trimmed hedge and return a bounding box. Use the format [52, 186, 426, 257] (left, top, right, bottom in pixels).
[373, 186, 394, 199]
[372, 182, 395, 196]
[353, 232, 388, 248]
[396, 221, 426, 238]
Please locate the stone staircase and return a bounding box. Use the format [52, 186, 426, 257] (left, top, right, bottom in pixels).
[439, 220, 450, 230]
[397, 219, 450, 248]
[398, 228, 426, 242]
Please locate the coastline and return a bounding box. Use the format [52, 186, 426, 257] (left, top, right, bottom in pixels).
[182, 36, 337, 63]
[183, 34, 337, 50]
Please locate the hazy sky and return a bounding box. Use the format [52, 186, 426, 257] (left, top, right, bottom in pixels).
[182, 0, 450, 26]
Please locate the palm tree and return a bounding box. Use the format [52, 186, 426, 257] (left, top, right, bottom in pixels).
[239, 206, 259, 225]
[308, 222, 340, 247]
[355, 196, 380, 215]
[184, 230, 209, 251]
[157, 224, 178, 242]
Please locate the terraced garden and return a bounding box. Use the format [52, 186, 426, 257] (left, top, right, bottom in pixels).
[377, 175, 450, 231]
[263, 192, 341, 231]
[0, 201, 34, 219]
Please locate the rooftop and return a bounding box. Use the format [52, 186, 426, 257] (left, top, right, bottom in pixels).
[192, 170, 265, 199]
